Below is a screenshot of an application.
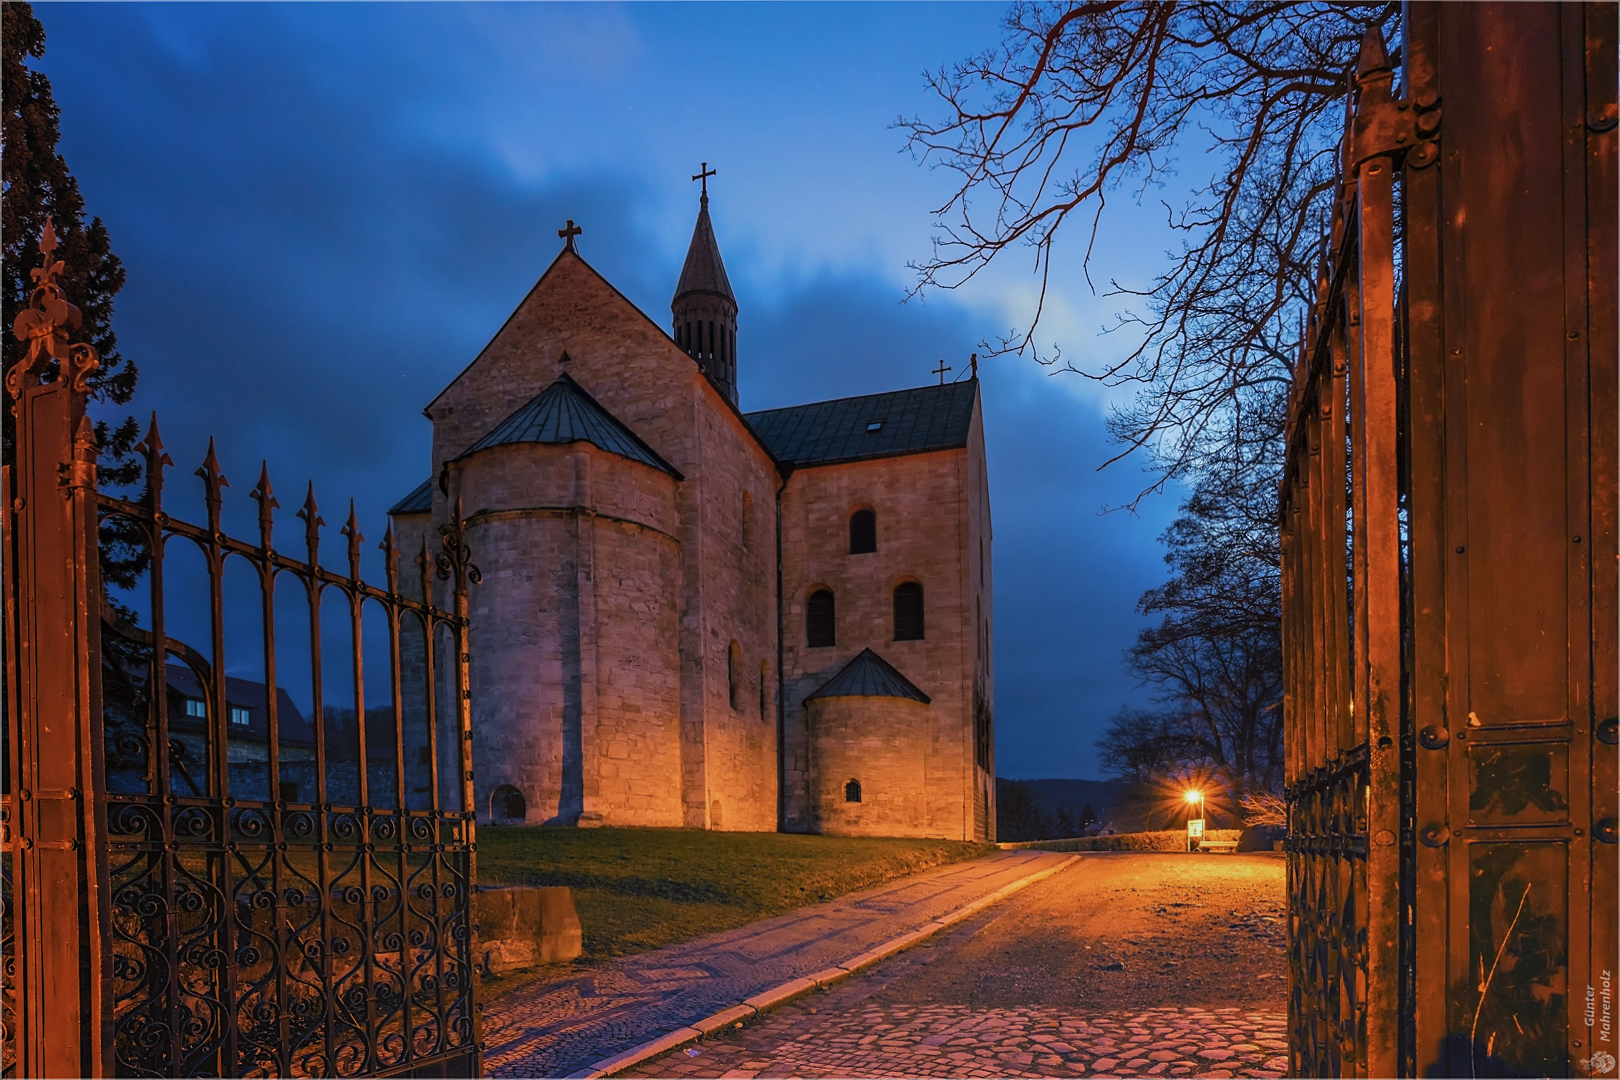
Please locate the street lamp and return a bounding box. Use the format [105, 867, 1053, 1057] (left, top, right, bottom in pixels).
[1184, 789, 1205, 852]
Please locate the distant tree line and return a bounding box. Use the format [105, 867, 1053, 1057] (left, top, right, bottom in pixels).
[995, 778, 1097, 842]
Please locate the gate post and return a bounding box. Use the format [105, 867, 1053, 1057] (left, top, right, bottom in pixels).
[3, 221, 114, 1077]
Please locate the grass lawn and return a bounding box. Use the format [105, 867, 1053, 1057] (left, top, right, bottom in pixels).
[476, 827, 994, 958]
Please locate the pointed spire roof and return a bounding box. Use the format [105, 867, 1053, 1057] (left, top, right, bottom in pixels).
[457, 373, 682, 478]
[804, 648, 931, 705]
[674, 195, 735, 303]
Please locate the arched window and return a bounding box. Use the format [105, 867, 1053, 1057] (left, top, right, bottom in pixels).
[844, 779, 862, 803]
[728, 640, 743, 710]
[849, 509, 876, 554]
[894, 581, 924, 641]
[807, 589, 835, 648]
[490, 784, 526, 824]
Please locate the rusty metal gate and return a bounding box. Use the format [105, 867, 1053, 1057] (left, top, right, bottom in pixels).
[1281, 3, 1617, 1077]
[2, 226, 483, 1076]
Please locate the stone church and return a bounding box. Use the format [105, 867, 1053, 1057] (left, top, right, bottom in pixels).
[389, 186, 995, 840]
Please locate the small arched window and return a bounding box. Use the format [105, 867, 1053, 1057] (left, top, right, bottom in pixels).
[807, 589, 836, 648]
[894, 581, 925, 641]
[490, 784, 526, 824]
[849, 509, 876, 554]
[844, 779, 862, 803]
[728, 640, 743, 710]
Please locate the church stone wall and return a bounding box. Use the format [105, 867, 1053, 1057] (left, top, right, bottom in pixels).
[779, 434, 983, 841]
[422, 250, 782, 833]
[805, 697, 929, 836]
[685, 382, 779, 833]
[453, 441, 683, 828]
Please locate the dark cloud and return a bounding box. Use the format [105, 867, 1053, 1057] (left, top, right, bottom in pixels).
[42, 1, 1174, 781]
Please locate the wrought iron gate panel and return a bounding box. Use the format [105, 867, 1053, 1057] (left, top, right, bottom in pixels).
[1283, 4, 1618, 1077]
[4, 227, 484, 1076]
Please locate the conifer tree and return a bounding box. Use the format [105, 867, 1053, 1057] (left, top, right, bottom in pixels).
[3, 1, 145, 590]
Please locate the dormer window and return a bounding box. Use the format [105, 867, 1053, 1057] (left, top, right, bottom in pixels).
[183, 698, 206, 718]
[230, 706, 251, 726]
[866, 420, 884, 432]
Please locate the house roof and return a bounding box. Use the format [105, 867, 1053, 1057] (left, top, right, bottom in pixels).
[165, 663, 316, 745]
[803, 648, 932, 705]
[674, 197, 735, 303]
[745, 380, 977, 469]
[389, 476, 433, 515]
[456, 372, 683, 478]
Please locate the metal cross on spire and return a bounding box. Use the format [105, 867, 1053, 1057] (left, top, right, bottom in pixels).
[558, 219, 583, 251]
[932, 358, 952, 385]
[692, 162, 717, 202]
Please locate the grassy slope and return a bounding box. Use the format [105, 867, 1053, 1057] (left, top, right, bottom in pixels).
[476, 827, 993, 958]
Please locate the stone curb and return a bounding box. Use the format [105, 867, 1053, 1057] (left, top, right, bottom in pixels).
[562, 854, 1080, 1080]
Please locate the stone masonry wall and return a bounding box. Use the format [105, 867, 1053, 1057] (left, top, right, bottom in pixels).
[806, 696, 930, 836]
[420, 249, 779, 831]
[778, 429, 981, 840]
[454, 440, 683, 827]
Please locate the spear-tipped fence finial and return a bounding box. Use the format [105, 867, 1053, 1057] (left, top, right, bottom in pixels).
[341, 499, 364, 580]
[380, 521, 400, 595]
[297, 481, 324, 564]
[250, 461, 279, 550]
[135, 411, 173, 513]
[196, 437, 229, 536]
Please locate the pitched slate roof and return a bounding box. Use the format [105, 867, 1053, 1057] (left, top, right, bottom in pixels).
[389, 477, 433, 515]
[457, 373, 682, 478]
[745, 380, 977, 469]
[165, 663, 316, 745]
[804, 648, 932, 705]
[674, 198, 735, 302]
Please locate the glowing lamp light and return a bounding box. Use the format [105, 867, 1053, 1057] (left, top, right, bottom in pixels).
[1184, 790, 1203, 804]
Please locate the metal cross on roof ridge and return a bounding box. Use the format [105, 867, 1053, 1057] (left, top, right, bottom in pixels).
[932, 358, 952, 385]
[558, 219, 583, 251]
[692, 162, 717, 200]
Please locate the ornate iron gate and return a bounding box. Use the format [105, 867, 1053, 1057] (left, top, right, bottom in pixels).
[1281, 3, 1617, 1077]
[3, 226, 483, 1076]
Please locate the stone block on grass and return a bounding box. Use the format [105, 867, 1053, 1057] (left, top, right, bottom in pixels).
[475, 884, 583, 972]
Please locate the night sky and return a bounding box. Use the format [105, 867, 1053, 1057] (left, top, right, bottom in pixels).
[38, 2, 1195, 781]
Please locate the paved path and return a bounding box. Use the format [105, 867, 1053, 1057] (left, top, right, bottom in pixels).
[481, 850, 1072, 1077]
[625, 853, 1290, 1079]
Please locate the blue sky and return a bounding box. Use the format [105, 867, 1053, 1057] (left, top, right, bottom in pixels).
[40, 2, 1195, 780]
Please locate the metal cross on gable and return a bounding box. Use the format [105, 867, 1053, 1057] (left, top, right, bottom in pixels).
[692, 161, 717, 199]
[558, 219, 583, 251]
[932, 358, 952, 384]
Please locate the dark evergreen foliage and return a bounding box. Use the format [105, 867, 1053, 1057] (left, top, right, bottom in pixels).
[3, 2, 145, 591]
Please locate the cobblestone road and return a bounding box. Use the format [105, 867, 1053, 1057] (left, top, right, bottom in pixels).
[625, 853, 1288, 1079]
[480, 850, 1071, 1077]
[624, 1004, 1289, 1078]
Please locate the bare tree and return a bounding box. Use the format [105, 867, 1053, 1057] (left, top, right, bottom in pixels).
[900, 1, 1395, 501]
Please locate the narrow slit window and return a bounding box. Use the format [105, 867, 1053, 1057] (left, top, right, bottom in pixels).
[894, 581, 924, 641]
[849, 509, 876, 554]
[807, 589, 836, 648]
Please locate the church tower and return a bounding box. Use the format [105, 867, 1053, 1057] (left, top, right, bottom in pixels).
[672, 164, 738, 406]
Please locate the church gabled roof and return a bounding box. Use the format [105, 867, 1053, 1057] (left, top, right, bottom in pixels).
[457, 372, 682, 478]
[674, 198, 734, 303]
[746, 380, 977, 470]
[389, 476, 434, 515]
[804, 648, 932, 705]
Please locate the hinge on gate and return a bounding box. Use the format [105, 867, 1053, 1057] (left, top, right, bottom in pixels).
[58, 459, 96, 493]
[1351, 28, 1441, 170]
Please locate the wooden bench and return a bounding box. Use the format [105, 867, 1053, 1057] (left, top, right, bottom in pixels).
[1198, 839, 1240, 853]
